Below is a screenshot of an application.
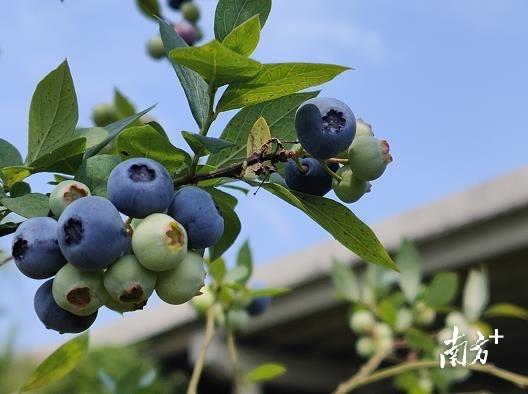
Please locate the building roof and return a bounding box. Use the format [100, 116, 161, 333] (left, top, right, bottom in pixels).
[91, 166, 528, 347]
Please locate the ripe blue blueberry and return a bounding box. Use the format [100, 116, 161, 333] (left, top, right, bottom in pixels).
[295, 98, 356, 159]
[103, 255, 157, 309]
[168, 0, 186, 10]
[52, 263, 105, 316]
[49, 180, 91, 217]
[348, 136, 392, 181]
[107, 158, 174, 219]
[247, 296, 271, 317]
[57, 196, 129, 271]
[132, 213, 188, 271]
[155, 252, 206, 305]
[167, 186, 224, 249]
[34, 279, 98, 334]
[284, 158, 339, 196]
[11, 217, 66, 279]
[332, 166, 371, 203]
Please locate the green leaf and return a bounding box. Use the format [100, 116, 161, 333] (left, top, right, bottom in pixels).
[114, 88, 138, 119]
[224, 266, 250, 284]
[1, 166, 32, 188]
[0, 222, 19, 237]
[169, 40, 262, 86]
[244, 116, 272, 177]
[248, 287, 290, 298]
[222, 15, 261, 56]
[206, 187, 238, 209]
[217, 63, 349, 112]
[396, 239, 422, 303]
[182, 131, 236, 157]
[209, 258, 227, 284]
[404, 328, 436, 353]
[208, 199, 241, 262]
[245, 363, 286, 383]
[331, 261, 360, 302]
[424, 272, 458, 308]
[85, 105, 156, 158]
[0, 139, 23, 169]
[30, 138, 86, 175]
[215, 0, 271, 41]
[117, 125, 188, 174]
[159, 19, 209, 129]
[484, 303, 528, 320]
[135, 0, 161, 20]
[208, 92, 319, 168]
[9, 182, 31, 198]
[463, 268, 489, 322]
[74, 127, 109, 150]
[2, 193, 49, 218]
[27, 60, 78, 163]
[235, 240, 253, 284]
[20, 333, 89, 392]
[264, 183, 398, 271]
[377, 298, 398, 326]
[76, 155, 121, 197]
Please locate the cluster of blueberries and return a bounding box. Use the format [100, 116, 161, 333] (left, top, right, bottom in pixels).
[147, 0, 202, 60]
[286, 97, 392, 202]
[12, 158, 226, 334]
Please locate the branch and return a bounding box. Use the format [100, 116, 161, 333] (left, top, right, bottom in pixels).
[186, 306, 217, 394]
[174, 148, 291, 187]
[333, 359, 528, 393]
[226, 330, 243, 394]
[333, 349, 388, 394]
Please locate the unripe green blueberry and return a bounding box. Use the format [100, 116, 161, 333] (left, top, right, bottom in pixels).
[414, 301, 436, 326]
[52, 263, 104, 316]
[147, 35, 165, 60]
[332, 166, 371, 203]
[226, 309, 250, 332]
[49, 180, 91, 217]
[446, 311, 467, 328]
[437, 327, 453, 346]
[349, 310, 376, 334]
[192, 285, 215, 315]
[375, 336, 394, 354]
[418, 377, 433, 393]
[181, 2, 200, 23]
[103, 255, 157, 309]
[132, 213, 188, 272]
[348, 135, 392, 181]
[155, 253, 206, 305]
[100, 287, 138, 313]
[372, 322, 393, 340]
[355, 118, 374, 137]
[91, 103, 118, 127]
[356, 336, 375, 358]
[394, 307, 414, 333]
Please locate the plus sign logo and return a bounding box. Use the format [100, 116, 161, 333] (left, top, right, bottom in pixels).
[439, 326, 505, 368]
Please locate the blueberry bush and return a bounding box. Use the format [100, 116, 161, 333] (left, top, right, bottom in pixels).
[0, 0, 526, 393]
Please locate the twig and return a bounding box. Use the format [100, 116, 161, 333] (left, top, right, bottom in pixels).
[186, 306, 217, 394]
[332, 359, 528, 393]
[333, 349, 388, 394]
[226, 330, 243, 394]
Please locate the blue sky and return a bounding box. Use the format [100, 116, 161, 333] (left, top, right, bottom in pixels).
[1, 0, 528, 349]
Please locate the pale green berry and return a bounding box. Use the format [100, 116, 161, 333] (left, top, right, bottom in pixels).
[348, 135, 392, 181]
[92, 103, 117, 127]
[356, 336, 375, 358]
[414, 301, 436, 326]
[147, 35, 165, 60]
[394, 307, 414, 333]
[446, 311, 467, 328]
[52, 263, 104, 316]
[181, 2, 200, 24]
[49, 180, 91, 217]
[372, 322, 393, 340]
[155, 253, 206, 305]
[226, 309, 250, 332]
[192, 285, 215, 315]
[349, 310, 376, 334]
[132, 213, 188, 272]
[332, 165, 371, 203]
[356, 118, 374, 137]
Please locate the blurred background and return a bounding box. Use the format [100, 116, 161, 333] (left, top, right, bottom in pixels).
[1, 1, 528, 393]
